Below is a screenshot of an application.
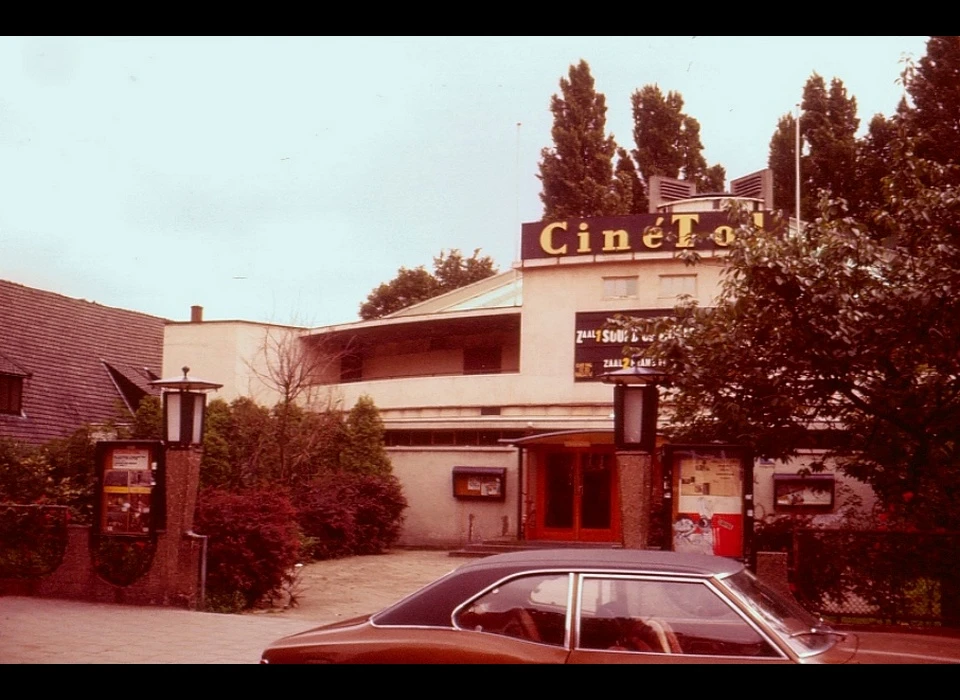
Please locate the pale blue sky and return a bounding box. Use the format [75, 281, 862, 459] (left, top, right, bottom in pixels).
[0, 36, 928, 327]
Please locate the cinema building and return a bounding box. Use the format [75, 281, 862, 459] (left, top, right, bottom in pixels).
[165, 172, 873, 552]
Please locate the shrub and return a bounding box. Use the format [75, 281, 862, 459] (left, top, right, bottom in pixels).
[0, 505, 68, 578]
[92, 536, 156, 587]
[194, 488, 301, 611]
[293, 472, 408, 560]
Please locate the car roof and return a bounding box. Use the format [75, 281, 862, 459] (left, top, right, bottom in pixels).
[454, 548, 744, 576]
[373, 548, 744, 628]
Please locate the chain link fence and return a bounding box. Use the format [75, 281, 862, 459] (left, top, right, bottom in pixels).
[791, 529, 960, 628]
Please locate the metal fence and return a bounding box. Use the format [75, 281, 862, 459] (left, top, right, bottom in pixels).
[791, 528, 960, 629]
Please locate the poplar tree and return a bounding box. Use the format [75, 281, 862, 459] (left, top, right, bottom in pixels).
[340, 395, 392, 476]
[537, 60, 621, 219]
[768, 73, 860, 222]
[630, 85, 725, 196]
[903, 36, 960, 177]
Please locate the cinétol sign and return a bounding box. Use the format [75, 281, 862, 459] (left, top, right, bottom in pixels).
[521, 211, 769, 260]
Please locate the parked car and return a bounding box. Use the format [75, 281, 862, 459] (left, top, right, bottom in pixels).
[260, 548, 960, 664]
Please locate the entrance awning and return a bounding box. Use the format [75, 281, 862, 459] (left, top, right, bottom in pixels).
[501, 429, 613, 447]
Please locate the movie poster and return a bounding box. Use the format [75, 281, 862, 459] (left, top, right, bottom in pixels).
[672, 453, 744, 558]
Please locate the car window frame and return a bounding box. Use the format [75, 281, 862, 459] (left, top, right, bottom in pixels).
[451, 570, 576, 648]
[572, 572, 789, 660]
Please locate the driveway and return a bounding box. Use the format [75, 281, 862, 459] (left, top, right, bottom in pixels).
[0, 548, 465, 664]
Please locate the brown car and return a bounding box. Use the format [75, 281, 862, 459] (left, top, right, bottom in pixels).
[260, 548, 960, 664]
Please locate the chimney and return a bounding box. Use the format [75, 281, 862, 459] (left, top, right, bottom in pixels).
[190, 305, 203, 323]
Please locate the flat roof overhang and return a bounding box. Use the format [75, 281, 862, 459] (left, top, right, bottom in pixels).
[502, 429, 614, 447]
[301, 308, 521, 351]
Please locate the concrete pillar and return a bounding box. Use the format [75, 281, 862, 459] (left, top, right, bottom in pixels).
[617, 451, 653, 549]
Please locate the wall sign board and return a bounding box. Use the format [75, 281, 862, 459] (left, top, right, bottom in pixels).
[452, 467, 506, 501]
[662, 444, 753, 561]
[95, 441, 164, 537]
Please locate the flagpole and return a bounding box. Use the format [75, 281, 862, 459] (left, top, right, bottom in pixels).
[795, 103, 802, 234]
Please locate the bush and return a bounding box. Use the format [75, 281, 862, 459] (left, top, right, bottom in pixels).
[194, 488, 301, 611]
[293, 473, 407, 560]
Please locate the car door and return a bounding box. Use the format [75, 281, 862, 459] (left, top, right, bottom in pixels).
[566, 574, 789, 664]
[452, 572, 573, 663]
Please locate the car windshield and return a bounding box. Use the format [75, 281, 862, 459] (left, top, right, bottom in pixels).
[720, 569, 839, 657]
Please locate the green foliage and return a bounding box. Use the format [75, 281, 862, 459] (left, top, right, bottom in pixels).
[627, 137, 960, 530]
[0, 428, 97, 525]
[537, 60, 724, 220]
[538, 60, 622, 219]
[630, 84, 725, 195]
[768, 73, 860, 222]
[433, 248, 498, 292]
[131, 395, 163, 440]
[293, 472, 408, 560]
[0, 505, 68, 578]
[359, 248, 498, 320]
[91, 536, 156, 587]
[194, 487, 302, 610]
[903, 37, 960, 180]
[339, 395, 391, 475]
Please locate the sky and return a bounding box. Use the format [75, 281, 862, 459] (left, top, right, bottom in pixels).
[0, 36, 930, 328]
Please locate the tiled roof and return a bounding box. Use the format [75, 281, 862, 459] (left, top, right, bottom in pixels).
[0, 279, 168, 445]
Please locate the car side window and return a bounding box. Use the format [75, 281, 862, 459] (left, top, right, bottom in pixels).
[455, 574, 568, 647]
[578, 577, 780, 658]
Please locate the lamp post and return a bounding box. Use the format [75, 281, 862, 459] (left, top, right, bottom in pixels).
[149, 366, 223, 447]
[601, 363, 668, 549]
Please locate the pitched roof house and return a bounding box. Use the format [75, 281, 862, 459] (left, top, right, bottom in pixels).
[0, 279, 168, 445]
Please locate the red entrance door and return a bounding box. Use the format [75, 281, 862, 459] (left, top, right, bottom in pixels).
[534, 450, 620, 542]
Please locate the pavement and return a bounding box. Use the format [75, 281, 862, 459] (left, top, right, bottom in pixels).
[0, 595, 314, 664]
[0, 548, 465, 664]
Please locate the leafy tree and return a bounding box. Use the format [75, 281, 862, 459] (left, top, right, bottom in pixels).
[613, 147, 644, 214]
[620, 137, 960, 530]
[903, 36, 960, 178]
[433, 248, 497, 292]
[131, 395, 163, 440]
[630, 84, 725, 196]
[200, 398, 237, 489]
[768, 113, 799, 216]
[769, 74, 860, 222]
[359, 248, 497, 320]
[801, 74, 860, 220]
[537, 60, 622, 219]
[339, 395, 391, 476]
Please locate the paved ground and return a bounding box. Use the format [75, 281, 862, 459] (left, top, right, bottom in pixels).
[0, 549, 464, 664]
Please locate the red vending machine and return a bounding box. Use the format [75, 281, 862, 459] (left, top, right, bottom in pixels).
[661, 444, 753, 561]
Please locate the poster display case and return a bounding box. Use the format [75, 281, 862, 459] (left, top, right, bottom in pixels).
[662, 444, 753, 560]
[452, 467, 506, 501]
[95, 441, 164, 537]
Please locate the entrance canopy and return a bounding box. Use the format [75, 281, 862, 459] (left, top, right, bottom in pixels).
[502, 429, 614, 447]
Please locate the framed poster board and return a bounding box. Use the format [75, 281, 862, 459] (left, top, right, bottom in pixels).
[662, 444, 753, 561]
[773, 473, 835, 512]
[452, 467, 506, 501]
[94, 441, 164, 537]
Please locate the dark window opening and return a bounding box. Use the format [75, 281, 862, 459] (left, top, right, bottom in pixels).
[0, 374, 23, 415]
[340, 354, 362, 383]
[384, 429, 530, 447]
[464, 346, 502, 375]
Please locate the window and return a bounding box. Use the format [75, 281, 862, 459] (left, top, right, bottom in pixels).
[602, 276, 637, 299]
[339, 354, 362, 383]
[659, 274, 697, 298]
[464, 346, 501, 375]
[577, 576, 780, 657]
[0, 374, 23, 415]
[455, 574, 569, 646]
